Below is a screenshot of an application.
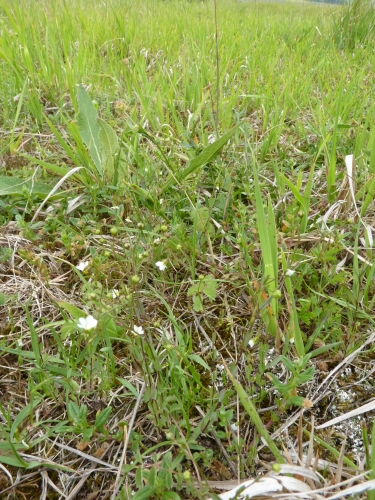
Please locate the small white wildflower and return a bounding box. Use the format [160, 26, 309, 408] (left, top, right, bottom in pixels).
[77, 315, 98, 331]
[153, 238, 161, 244]
[286, 269, 295, 277]
[155, 261, 167, 271]
[159, 198, 164, 205]
[230, 423, 239, 432]
[76, 261, 89, 271]
[289, 337, 295, 344]
[248, 339, 255, 348]
[111, 205, 119, 210]
[17, 338, 23, 347]
[112, 289, 119, 299]
[125, 218, 132, 223]
[133, 325, 144, 335]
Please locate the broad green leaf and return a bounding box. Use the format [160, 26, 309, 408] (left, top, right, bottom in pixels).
[193, 295, 203, 312]
[98, 118, 119, 183]
[0, 176, 55, 197]
[76, 85, 102, 177]
[203, 276, 218, 301]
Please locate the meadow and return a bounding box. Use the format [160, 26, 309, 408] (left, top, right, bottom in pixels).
[1, 0, 375, 498]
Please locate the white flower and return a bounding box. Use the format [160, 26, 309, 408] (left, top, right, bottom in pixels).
[153, 238, 161, 245]
[286, 269, 295, 277]
[230, 422, 239, 432]
[248, 339, 255, 348]
[132, 325, 144, 335]
[111, 205, 119, 210]
[155, 261, 167, 271]
[112, 289, 119, 299]
[159, 198, 164, 205]
[77, 315, 98, 331]
[76, 261, 89, 271]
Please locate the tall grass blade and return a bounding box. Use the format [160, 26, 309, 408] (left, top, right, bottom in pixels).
[161, 123, 240, 194]
[223, 360, 284, 463]
[252, 163, 279, 337]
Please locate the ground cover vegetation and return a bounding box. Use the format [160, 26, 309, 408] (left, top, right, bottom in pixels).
[1, 0, 375, 498]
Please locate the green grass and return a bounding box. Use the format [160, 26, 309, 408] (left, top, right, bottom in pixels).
[1, 0, 375, 498]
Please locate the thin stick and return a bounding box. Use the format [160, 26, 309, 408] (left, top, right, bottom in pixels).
[111, 382, 145, 500]
[214, 0, 220, 136]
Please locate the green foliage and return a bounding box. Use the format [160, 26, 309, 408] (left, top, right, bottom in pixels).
[76, 85, 126, 184]
[187, 274, 218, 312]
[0, 176, 58, 197]
[66, 400, 111, 441]
[76, 85, 103, 177]
[333, 0, 375, 50]
[161, 124, 241, 194]
[1, 0, 375, 495]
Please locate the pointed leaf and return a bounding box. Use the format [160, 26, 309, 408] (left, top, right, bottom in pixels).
[161, 123, 241, 193]
[0, 176, 57, 197]
[98, 118, 119, 183]
[76, 85, 102, 176]
[193, 295, 203, 312]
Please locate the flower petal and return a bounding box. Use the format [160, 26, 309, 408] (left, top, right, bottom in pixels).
[133, 325, 144, 335]
[155, 261, 167, 271]
[76, 261, 89, 271]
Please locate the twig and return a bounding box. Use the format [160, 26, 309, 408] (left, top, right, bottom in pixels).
[65, 442, 115, 500]
[111, 382, 145, 500]
[214, 0, 220, 136]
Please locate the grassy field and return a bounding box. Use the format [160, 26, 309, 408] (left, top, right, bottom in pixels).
[1, 0, 375, 498]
